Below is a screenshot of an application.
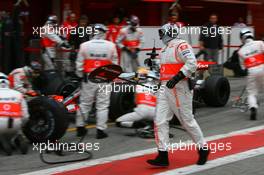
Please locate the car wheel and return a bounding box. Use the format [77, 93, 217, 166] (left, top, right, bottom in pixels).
[23, 96, 69, 143]
[109, 83, 136, 121]
[201, 76, 230, 107]
[38, 70, 64, 95]
[56, 79, 79, 98]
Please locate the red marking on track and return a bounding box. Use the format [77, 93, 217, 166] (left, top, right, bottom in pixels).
[55, 129, 264, 175]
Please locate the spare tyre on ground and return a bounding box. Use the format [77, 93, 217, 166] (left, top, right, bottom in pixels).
[201, 75, 230, 107]
[23, 96, 69, 143]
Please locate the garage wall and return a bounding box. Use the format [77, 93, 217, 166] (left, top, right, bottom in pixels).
[137, 26, 254, 65]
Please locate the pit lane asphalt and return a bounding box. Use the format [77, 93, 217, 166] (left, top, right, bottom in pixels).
[1, 77, 264, 175]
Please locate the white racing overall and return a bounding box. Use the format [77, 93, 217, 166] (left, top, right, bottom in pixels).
[238, 39, 264, 109]
[155, 38, 206, 151]
[75, 39, 118, 130]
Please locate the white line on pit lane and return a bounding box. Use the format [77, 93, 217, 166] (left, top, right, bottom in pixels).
[20, 125, 264, 175]
[156, 147, 264, 175]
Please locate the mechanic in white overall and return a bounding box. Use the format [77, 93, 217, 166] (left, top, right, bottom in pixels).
[8, 61, 42, 96]
[75, 24, 118, 139]
[41, 15, 70, 70]
[0, 73, 29, 155]
[116, 69, 157, 128]
[116, 15, 144, 72]
[147, 23, 210, 167]
[238, 28, 264, 120]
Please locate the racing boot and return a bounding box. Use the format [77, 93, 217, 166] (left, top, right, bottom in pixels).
[96, 129, 108, 139]
[14, 134, 28, 154]
[197, 147, 210, 165]
[76, 127, 88, 137]
[147, 150, 169, 167]
[250, 107, 257, 120]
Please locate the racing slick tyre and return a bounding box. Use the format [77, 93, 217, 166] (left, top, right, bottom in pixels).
[23, 96, 69, 143]
[37, 70, 64, 95]
[201, 75, 230, 107]
[109, 83, 136, 121]
[56, 79, 80, 98]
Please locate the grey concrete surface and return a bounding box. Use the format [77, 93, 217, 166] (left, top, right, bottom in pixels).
[1, 77, 264, 175]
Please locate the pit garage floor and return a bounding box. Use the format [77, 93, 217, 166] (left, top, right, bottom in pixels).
[1, 77, 264, 175]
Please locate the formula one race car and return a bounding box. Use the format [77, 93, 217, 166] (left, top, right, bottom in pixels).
[23, 48, 230, 143]
[107, 64, 230, 120]
[108, 47, 231, 121]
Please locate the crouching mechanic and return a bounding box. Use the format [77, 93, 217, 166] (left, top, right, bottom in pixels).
[75, 24, 118, 139]
[147, 24, 210, 167]
[8, 61, 42, 96]
[238, 28, 264, 120]
[116, 69, 157, 129]
[0, 73, 29, 155]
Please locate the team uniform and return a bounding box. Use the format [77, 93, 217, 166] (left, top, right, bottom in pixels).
[61, 20, 78, 73]
[40, 23, 64, 70]
[75, 26, 118, 138]
[116, 83, 156, 128]
[106, 24, 123, 43]
[156, 39, 206, 151]
[0, 73, 29, 155]
[147, 24, 209, 167]
[116, 25, 144, 72]
[238, 38, 264, 119]
[107, 24, 123, 64]
[8, 67, 35, 95]
[0, 88, 29, 134]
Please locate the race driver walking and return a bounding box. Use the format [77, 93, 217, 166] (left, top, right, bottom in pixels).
[75, 24, 118, 139]
[238, 28, 264, 120]
[147, 23, 210, 167]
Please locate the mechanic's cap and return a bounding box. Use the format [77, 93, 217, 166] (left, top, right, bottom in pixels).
[30, 61, 42, 72]
[158, 23, 179, 39]
[129, 15, 139, 26]
[94, 23, 108, 33]
[137, 67, 149, 80]
[240, 28, 254, 41]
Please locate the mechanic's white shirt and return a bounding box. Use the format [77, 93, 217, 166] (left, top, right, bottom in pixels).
[9, 67, 33, 94]
[0, 88, 29, 119]
[159, 38, 197, 80]
[135, 83, 157, 107]
[41, 24, 64, 47]
[116, 26, 144, 49]
[76, 39, 118, 76]
[238, 39, 264, 73]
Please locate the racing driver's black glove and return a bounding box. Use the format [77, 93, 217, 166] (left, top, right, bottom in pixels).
[166, 71, 186, 89]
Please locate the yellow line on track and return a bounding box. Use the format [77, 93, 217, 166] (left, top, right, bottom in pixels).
[67, 122, 115, 132]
